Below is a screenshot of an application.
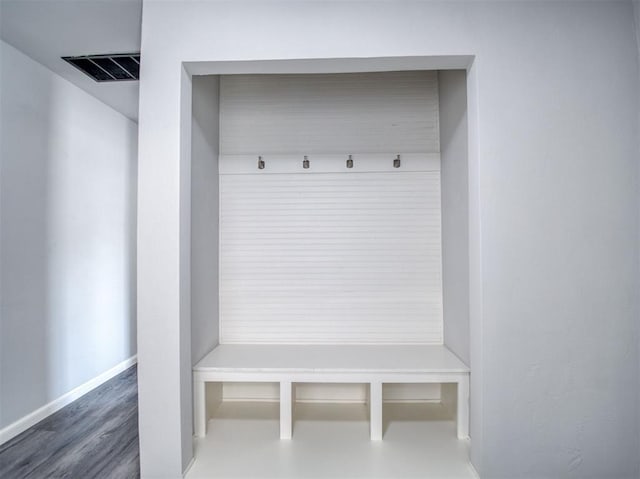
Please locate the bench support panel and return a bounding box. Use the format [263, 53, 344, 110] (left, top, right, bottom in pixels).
[194, 377, 206, 438]
[456, 376, 470, 439]
[280, 381, 293, 439]
[369, 381, 383, 440]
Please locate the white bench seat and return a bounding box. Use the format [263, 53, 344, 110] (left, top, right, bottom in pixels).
[193, 344, 469, 441]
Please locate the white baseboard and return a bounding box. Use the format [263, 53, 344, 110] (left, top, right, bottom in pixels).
[183, 453, 196, 478]
[0, 355, 137, 445]
[468, 459, 480, 478]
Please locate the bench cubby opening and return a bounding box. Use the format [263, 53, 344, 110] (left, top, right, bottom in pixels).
[200, 381, 281, 425]
[291, 382, 370, 438]
[381, 382, 468, 440]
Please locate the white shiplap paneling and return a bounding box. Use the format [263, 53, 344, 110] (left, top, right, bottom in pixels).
[218, 71, 442, 345]
[219, 168, 443, 344]
[219, 71, 439, 155]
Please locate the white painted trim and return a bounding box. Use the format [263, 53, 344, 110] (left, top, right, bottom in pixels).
[0, 355, 137, 445]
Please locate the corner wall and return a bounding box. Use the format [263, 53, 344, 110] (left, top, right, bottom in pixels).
[439, 70, 470, 366]
[0, 41, 138, 434]
[191, 75, 220, 365]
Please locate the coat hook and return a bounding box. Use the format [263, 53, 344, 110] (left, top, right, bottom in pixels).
[258, 156, 265, 169]
[346, 154, 353, 169]
[303, 155, 310, 169]
[393, 154, 401, 168]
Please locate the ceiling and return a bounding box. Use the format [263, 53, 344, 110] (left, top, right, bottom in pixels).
[0, 0, 142, 122]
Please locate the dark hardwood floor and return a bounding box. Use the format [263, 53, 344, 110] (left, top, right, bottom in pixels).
[0, 365, 140, 479]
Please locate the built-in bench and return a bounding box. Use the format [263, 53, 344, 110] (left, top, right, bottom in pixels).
[193, 344, 469, 441]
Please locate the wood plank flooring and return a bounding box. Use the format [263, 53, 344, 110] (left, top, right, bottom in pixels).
[0, 365, 139, 479]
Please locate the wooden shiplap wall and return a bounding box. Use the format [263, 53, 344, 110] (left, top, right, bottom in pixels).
[218, 72, 442, 344]
[219, 71, 439, 155]
[219, 167, 443, 344]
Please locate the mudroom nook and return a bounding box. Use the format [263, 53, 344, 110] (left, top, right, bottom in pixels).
[188, 65, 471, 447]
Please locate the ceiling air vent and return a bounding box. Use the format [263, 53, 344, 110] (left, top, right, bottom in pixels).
[62, 54, 140, 82]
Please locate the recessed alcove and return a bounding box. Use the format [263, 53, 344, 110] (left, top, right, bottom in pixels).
[188, 59, 470, 450]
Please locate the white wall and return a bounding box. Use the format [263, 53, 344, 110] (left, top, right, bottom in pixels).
[137, 2, 640, 478]
[439, 70, 470, 366]
[0, 41, 138, 431]
[191, 75, 220, 365]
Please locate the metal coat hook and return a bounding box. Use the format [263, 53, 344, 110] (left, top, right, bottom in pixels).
[258, 156, 265, 170]
[303, 155, 310, 169]
[347, 155, 353, 169]
[393, 154, 401, 168]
